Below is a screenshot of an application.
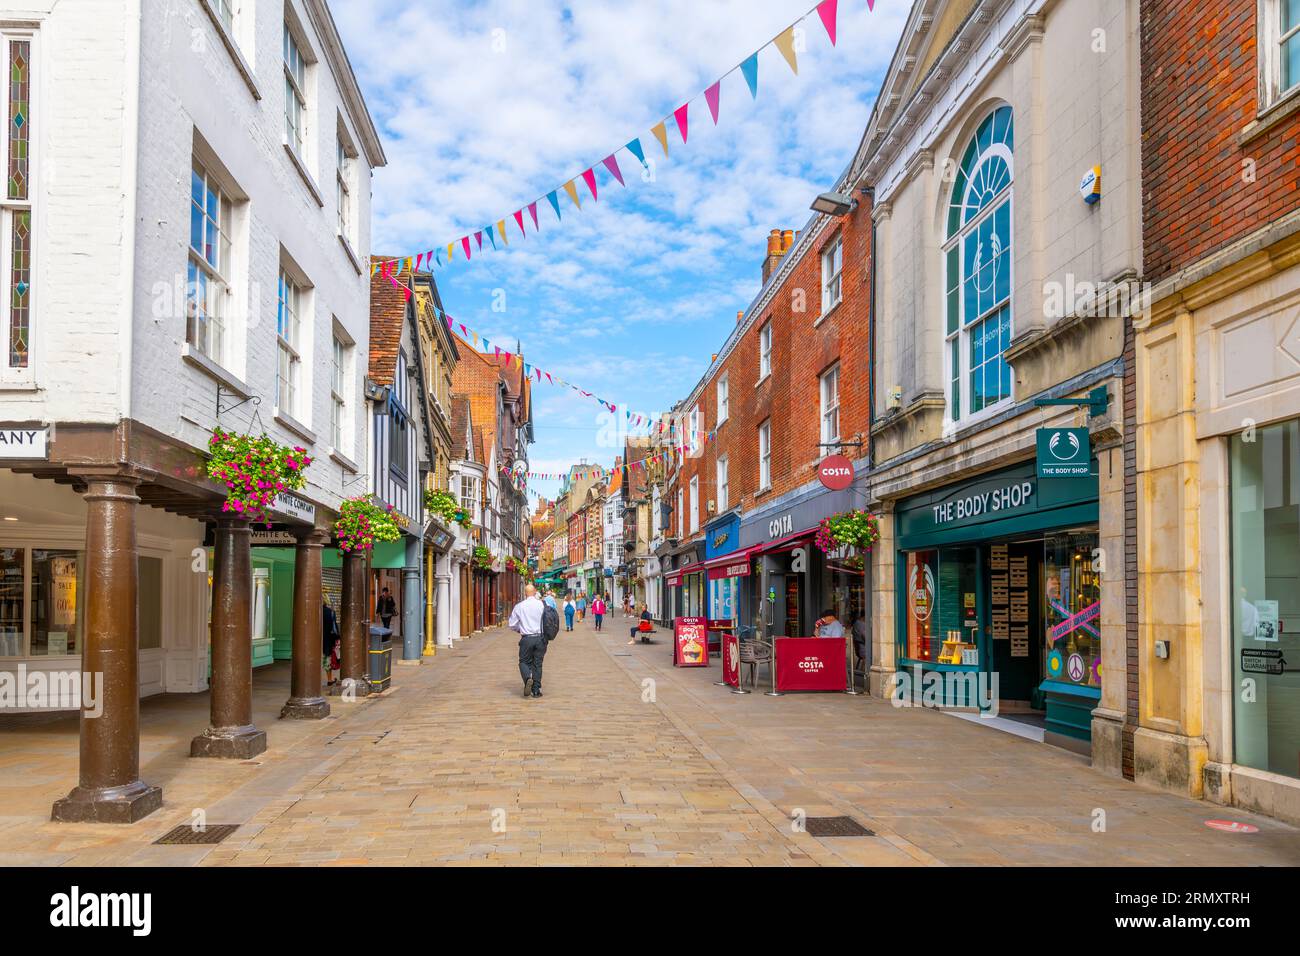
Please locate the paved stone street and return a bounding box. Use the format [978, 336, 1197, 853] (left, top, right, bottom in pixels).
[1, 616, 1297, 866]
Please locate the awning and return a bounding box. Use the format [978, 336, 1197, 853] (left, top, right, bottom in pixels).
[703, 545, 762, 580]
[665, 562, 705, 588]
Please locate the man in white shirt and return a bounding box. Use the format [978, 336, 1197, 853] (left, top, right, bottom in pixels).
[510, 584, 548, 699]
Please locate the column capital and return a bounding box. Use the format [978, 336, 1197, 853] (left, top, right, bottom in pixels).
[293, 526, 332, 548]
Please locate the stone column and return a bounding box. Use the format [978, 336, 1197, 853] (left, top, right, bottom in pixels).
[52, 475, 163, 823]
[401, 536, 421, 661]
[423, 541, 436, 656]
[436, 554, 453, 648]
[281, 528, 330, 719]
[338, 548, 371, 696]
[192, 517, 267, 758]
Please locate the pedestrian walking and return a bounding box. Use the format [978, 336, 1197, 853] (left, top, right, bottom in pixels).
[322, 598, 340, 687]
[576, 593, 587, 621]
[509, 584, 554, 699]
[376, 587, 397, 630]
[563, 596, 576, 631]
[591, 595, 606, 631]
[543, 589, 558, 610]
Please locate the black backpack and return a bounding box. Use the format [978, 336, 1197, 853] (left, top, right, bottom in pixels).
[542, 604, 561, 641]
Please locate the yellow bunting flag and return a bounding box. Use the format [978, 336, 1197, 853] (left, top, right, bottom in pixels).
[447, 242, 455, 261]
[497, 219, 508, 246]
[563, 179, 582, 209]
[651, 121, 670, 156]
[774, 26, 799, 74]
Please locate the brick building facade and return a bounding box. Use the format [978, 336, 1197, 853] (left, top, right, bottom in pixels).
[1135, 0, 1300, 823]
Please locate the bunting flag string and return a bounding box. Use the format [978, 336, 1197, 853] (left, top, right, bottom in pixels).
[379, 261, 680, 433]
[372, 0, 861, 276]
[524, 425, 718, 485]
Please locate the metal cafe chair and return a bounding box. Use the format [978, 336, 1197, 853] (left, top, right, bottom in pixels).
[737, 626, 772, 690]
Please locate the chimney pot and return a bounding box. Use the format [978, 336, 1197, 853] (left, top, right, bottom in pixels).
[781, 229, 794, 251]
[736, 310, 744, 324]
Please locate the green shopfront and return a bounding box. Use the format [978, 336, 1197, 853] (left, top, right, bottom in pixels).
[894, 459, 1102, 752]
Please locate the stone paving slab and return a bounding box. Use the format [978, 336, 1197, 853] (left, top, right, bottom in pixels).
[1, 618, 1298, 866]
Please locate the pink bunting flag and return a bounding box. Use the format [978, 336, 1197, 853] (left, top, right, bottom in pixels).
[415, 252, 425, 271]
[581, 167, 598, 202]
[674, 102, 689, 143]
[474, 231, 483, 251]
[459, 323, 468, 337]
[461, 236, 472, 260]
[603, 154, 625, 186]
[514, 210, 526, 235]
[528, 202, 539, 230]
[705, 81, 721, 125]
[817, 0, 838, 45]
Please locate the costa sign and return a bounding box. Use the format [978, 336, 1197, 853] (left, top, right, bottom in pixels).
[818, 454, 854, 491]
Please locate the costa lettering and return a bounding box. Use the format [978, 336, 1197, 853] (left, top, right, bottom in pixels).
[932, 481, 1033, 525]
[797, 657, 825, 671]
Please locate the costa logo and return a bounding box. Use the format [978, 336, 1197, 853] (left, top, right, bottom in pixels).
[818, 454, 854, 491]
[798, 658, 825, 671]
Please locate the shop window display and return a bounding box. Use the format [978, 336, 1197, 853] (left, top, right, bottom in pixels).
[0, 547, 22, 656]
[1043, 532, 1101, 689]
[1231, 420, 1300, 780]
[31, 549, 84, 656]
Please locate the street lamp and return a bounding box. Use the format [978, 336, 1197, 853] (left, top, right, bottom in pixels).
[810, 190, 857, 216]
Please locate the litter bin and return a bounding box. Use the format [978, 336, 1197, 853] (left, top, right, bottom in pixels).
[368, 624, 393, 692]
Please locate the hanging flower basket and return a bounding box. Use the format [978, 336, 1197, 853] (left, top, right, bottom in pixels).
[423, 487, 472, 529]
[335, 495, 402, 555]
[472, 545, 493, 570]
[205, 427, 312, 527]
[814, 509, 882, 556]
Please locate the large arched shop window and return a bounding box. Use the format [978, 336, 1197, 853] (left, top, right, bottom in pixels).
[944, 105, 1013, 423]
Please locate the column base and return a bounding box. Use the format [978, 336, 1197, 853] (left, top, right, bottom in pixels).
[329, 677, 372, 698]
[190, 726, 268, 759]
[1133, 725, 1209, 798]
[280, 696, 331, 719]
[1089, 707, 1126, 778]
[868, 664, 897, 700]
[51, 781, 163, 824]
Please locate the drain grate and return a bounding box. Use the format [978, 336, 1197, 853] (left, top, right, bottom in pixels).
[327, 730, 390, 745]
[154, 824, 240, 846]
[804, 816, 875, 837]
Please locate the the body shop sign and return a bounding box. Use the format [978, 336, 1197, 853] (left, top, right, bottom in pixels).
[932, 480, 1034, 526]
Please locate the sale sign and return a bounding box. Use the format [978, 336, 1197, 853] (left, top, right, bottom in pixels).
[723, 633, 740, 687]
[673, 617, 709, 668]
[774, 637, 846, 692]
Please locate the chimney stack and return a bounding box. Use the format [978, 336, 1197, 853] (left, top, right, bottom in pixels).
[762, 228, 788, 283]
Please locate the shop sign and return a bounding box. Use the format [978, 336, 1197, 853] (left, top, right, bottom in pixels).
[0, 426, 48, 460]
[1036, 427, 1091, 478]
[270, 492, 316, 524]
[1240, 648, 1286, 676]
[707, 559, 752, 580]
[768, 513, 794, 539]
[673, 617, 709, 667]
[933, 481, 1034, 526]
[818, 454, 855, 491]
[251, 529, 298, 546]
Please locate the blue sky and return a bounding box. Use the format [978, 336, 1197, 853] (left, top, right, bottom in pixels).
[333, 0, 907, 505]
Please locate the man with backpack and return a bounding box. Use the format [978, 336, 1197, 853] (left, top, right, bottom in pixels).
[509, 584, 558, 699]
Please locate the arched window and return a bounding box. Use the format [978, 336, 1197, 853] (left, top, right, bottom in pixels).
[944, 105, 1013, 423]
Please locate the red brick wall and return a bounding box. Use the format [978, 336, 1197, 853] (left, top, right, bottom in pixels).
[667, 197, 873, 542]
[1142, 2, 1300, 281]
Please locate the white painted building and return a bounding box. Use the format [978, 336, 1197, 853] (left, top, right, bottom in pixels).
[0, 0, 383, 705]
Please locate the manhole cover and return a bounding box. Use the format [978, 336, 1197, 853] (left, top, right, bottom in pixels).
[153, 824, 240, 845]
[804, 816, 874, 837]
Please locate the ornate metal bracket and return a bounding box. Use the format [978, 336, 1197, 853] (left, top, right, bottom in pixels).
[216, 384, 260, 423]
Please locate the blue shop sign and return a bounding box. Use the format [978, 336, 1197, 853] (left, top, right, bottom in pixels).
[704, 512, 741, 560]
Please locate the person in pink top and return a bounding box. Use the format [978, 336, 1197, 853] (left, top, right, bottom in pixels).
[591, 596, 606, 631]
